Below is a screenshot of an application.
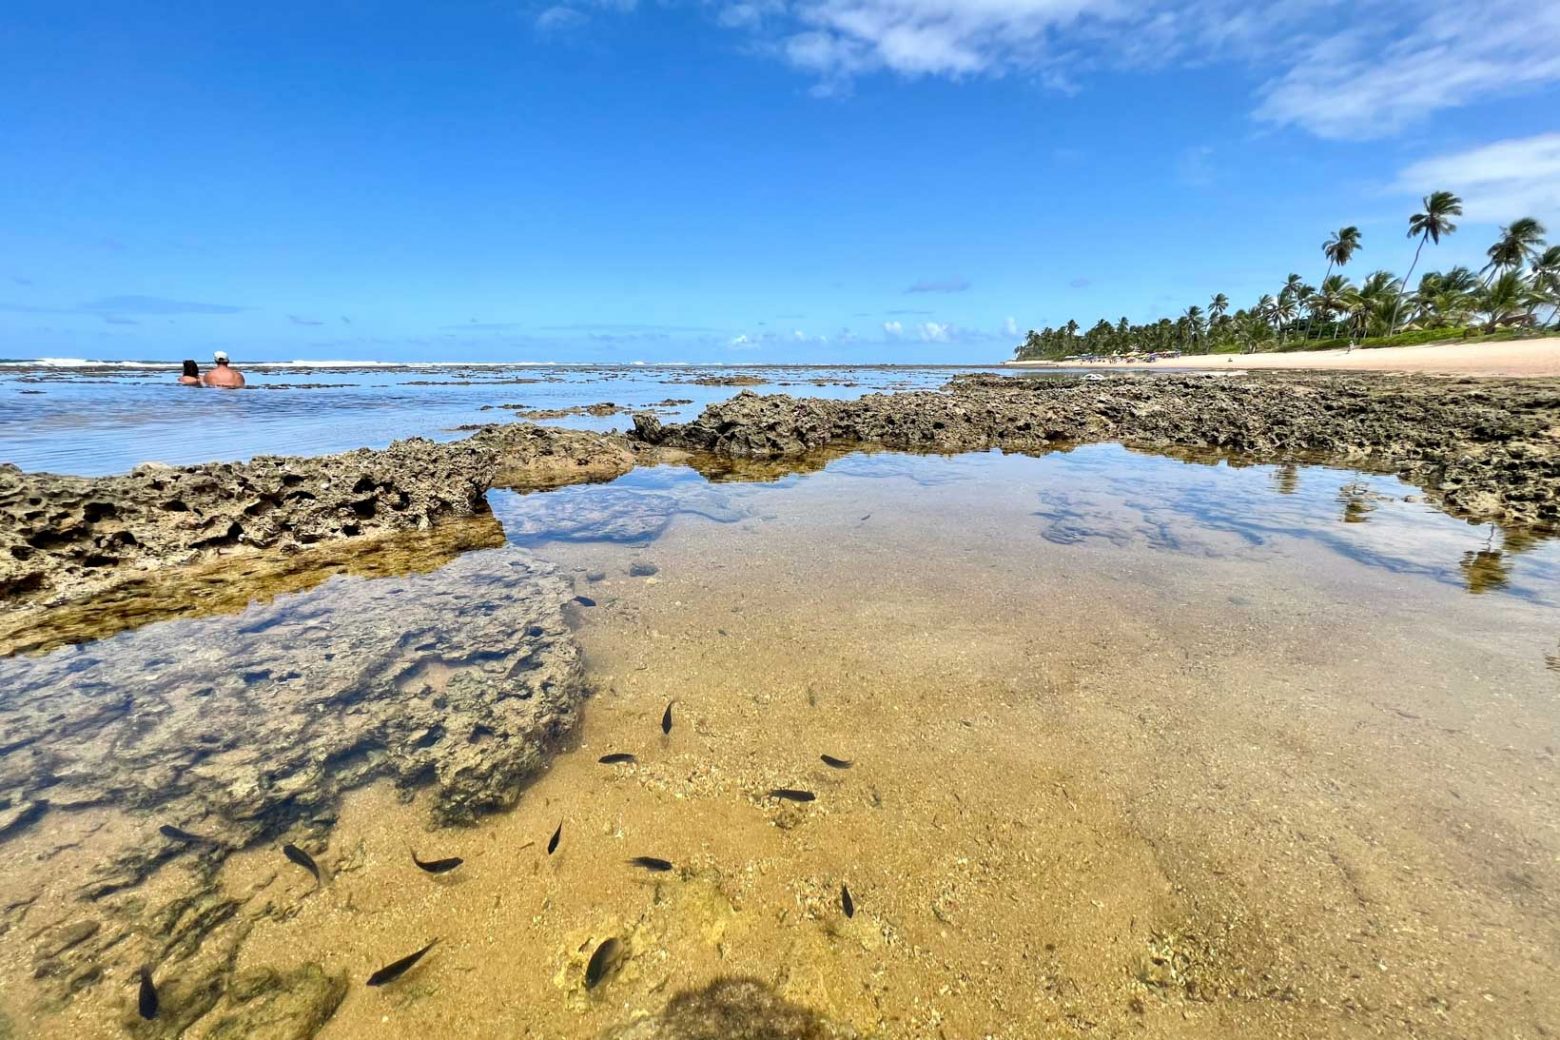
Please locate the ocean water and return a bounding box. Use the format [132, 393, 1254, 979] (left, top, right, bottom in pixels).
[1, 368, 1557, 1040]
[0, 361, 1001, 475]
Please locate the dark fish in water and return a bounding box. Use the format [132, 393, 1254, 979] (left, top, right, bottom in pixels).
[547, 821, 562, 855]
[366, 939, 439, 986]
[574, 595, 596, 607]
[526, 625, 545, 637]
[820, 754, 853, 770]
[412, 851, 463, 874]
[859, 513, 872, 521]
[769, 788, 816, 802]
[159, 824, 216, 844]
[283, 843, 321, 883]
[661, 701, 674, 735]
[841, 883, 855, 918]
[628, 856, 674, 872]
[137, 965, 158, 1020]
[585, 937, 622, 990]
[598, 753, 637, 765]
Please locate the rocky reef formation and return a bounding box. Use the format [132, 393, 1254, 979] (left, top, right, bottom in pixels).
[0, 545, 583, 1035]
[630, 374, 1560, 530]
[0, 424, 635, 608]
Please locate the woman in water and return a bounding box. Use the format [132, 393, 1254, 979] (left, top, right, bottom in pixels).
[178, 360, 201, 385]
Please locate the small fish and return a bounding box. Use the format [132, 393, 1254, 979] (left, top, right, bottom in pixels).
[574, 595, 596, 607]
[547, 821, 562, 855]
[585, 937, 622, 990]
[283, 843, 321, 884]
[628, 856, 674, 872]
[159, 824, 216, 844]
[598, 753, 637, 765]
[841, 883, 855, 919]
[820, 754, 853, 770]
[366, 938, 439, 987]
[661, 701, 674, 735]
[769, 788, 816, 803]
[859, 513, 872, 521]
[137, 965, 158, 1020]
[411, 851, 463, 874]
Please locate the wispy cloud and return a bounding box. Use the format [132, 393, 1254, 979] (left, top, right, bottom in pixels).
[688, 0, 1560, 139]
[536, 5, 588, 31]
[1393, 133, 1560, 223]
[1068, 276, 1091, 289]
[905, 276, 970, 294]
[1253, 2, 1560, 139]
[288, 314, 325, 326]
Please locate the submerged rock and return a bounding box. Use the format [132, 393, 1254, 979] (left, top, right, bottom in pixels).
[0, 545, 585, 1034]
[601, 977, 858, 1040]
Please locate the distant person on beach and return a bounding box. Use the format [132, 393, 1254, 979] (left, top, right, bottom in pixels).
[178, 360, 201, 385]
[201, 351, 245, 388]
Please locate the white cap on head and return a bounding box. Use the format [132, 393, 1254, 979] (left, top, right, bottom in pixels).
[213, 350, 229, 362]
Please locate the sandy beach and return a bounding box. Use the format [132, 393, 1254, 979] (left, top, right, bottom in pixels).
[1006, 336, 1560, 377]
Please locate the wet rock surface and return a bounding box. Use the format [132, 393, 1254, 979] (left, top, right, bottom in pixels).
[630, 374, 1560, 530]
[492, 485, 746, 545]
[0, 545, 584, 1036]
[1, 424, 636, 609]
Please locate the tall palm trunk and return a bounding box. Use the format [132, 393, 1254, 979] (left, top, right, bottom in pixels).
[1302, 260, 1333, 341]
[1389, 235, 1427, 335]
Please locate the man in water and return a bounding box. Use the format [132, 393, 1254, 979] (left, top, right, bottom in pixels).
[202, 350, 245, 388]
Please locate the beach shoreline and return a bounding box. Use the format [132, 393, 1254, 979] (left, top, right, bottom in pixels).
[1003, 335, 1560, 377]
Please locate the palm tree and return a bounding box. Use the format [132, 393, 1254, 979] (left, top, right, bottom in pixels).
[1313, 274, 1353, 340]
[1271, 291, 1297, 344]
[1417, 267, 1479, 328]
[1483, 217, 1548, 283]
[1532, 246, 1560, 326]
[1354, 270, 1401, 338]
[1478, 270, 1538, 330]
[1209, 293, 1229, 323]
[1391, 191, 1462, 334]
[1304, 227, 1361, 340]
[1182, 305, 1205, 351]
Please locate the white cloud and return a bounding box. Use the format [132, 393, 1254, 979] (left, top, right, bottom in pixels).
[697, 0, 1560, 139]
[1253, 2, 1560, 139]
[1002, 316, 1019, 336]
[535, 5, 588, 31]
[882, 320, 904, 337]
[918, 321, 950, 341]
[1393, 133, 1560, 224]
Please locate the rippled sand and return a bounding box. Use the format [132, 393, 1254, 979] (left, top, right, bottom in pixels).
[2, 447, 1557, 1039]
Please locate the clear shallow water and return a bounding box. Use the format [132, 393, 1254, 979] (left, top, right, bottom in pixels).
[0, 362, 998, 475]
[1, 442, 1557, 1039]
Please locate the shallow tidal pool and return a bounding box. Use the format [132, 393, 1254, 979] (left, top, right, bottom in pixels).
[1, 444, 1557, 1040]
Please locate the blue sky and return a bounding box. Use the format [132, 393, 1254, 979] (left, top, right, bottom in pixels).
[1, 0, 1557, 363]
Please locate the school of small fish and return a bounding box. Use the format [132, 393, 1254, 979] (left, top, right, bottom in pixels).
[136, 600, 860, 1021]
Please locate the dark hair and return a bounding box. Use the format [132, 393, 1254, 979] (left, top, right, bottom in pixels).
[182, 360, 200, 377]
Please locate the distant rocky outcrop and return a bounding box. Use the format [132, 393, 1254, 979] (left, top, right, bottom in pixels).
[630, 375, 1560, 530]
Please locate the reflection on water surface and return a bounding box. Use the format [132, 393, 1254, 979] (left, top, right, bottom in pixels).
[0, 445, 1557, 1040]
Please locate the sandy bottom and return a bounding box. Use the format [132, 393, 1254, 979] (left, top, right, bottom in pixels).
[3, 448, 1558, 1039]
[1007, 336, 1560, 377]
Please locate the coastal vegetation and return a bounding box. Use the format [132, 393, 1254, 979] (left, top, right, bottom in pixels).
[1014, 195, 1560, 360]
